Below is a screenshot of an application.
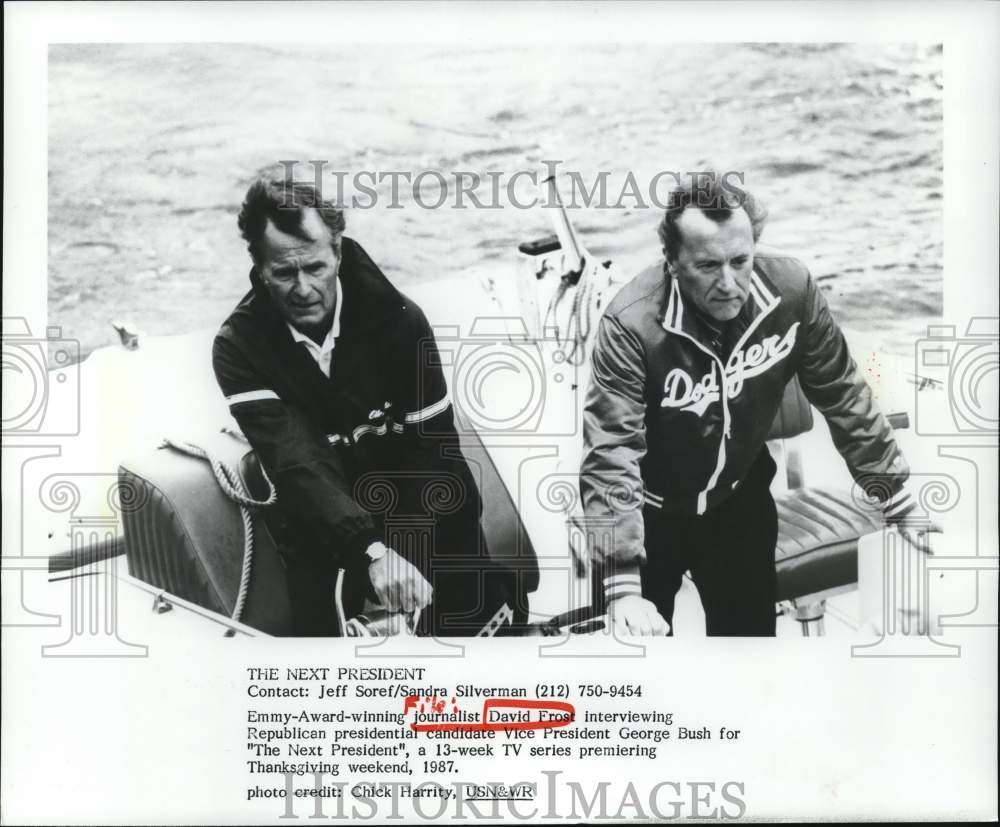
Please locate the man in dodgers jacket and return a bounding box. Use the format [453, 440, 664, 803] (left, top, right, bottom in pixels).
[580, 178, 921, 636]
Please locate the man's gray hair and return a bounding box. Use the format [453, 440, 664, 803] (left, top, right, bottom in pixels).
[238, 175, 345, 262]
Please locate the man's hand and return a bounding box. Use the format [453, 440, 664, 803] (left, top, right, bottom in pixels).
[367, 547, 433, 614]
[607, 594, 670, 636]
[896, 521, 943, 556]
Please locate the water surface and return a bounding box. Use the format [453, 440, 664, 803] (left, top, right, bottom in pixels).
[48, 43, 942, 360]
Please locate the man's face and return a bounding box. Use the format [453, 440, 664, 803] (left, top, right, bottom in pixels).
[668, 207, 755, 322]
[257, 208, 341, 335]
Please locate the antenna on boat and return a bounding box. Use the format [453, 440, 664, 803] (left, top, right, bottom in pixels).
[541, 174, 586, 285]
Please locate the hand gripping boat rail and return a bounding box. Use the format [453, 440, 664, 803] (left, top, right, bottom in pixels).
[333, 569, 421, 637]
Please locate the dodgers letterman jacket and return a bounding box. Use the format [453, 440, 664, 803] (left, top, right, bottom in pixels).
[579, 251, 915, 599]
[212, 237, 484, 574]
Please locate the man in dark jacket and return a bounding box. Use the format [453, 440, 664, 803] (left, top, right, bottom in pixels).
[214, 176, 511, 636]
[580, 176, 922, 636]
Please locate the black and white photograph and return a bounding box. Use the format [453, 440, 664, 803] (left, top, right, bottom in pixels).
[3, 2, 997, 823]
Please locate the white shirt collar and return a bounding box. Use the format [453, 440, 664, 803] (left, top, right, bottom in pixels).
[286, 276, 343, 375]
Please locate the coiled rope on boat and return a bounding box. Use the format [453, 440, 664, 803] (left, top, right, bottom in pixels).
[542, 264, 599, 367]
[161, 436, 276, 624]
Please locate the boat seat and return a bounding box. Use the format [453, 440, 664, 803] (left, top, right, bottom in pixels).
[119, 419, 539, 636]
[774, 488, 883, 602]
[119, 431, 294, 635]
[767, 376, 888, 634]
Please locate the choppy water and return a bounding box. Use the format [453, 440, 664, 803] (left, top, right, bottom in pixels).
[48, 43, 942, 361]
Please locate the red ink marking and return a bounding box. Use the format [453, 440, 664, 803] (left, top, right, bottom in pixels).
[403, 695, 575, 733]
